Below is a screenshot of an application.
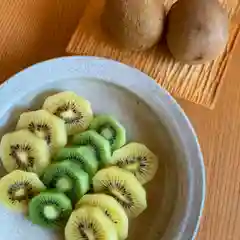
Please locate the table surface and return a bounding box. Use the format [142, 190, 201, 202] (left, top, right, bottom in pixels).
[0, 1, 240, 239]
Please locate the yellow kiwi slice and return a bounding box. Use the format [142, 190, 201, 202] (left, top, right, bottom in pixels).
[93, 166, 147, 218]
[0, 170, 46, 213]
[65, 206, 118, 240]
[112, 142, 159, 184]
[16, 109, 67, 154]
[76, 193, 128, 239]
[42, 91, 93, 135]
[0, 129, 50, 174]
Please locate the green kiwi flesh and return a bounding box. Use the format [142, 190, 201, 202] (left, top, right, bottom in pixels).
[54, 146, 99, 177]
[93, 166, 147, 218]
[72, 130, 112, 166]
[28, 191, 72, 228]
[65, 206, 118, 240]
[112, 142, 159, 184]
[89, 115, 126, 151]
[42, 160, 90, 203]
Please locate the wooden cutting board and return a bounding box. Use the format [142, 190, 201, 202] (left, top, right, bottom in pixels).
[67, 0, 240, 109]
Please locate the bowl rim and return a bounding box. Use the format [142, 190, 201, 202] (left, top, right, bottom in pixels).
[0, 56, 205, 240]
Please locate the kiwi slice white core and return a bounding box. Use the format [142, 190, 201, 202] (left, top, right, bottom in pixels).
[56, 177, 73, 192]
[111, 189, 132, 206]
[14, 189, 25, 198]
[103, 180, 133, 209]
[78, 223, 95, 240]
[8, 182, 33, 202]
[43, 205, 60, 220]
[54, 103, 83, 124]
[100, 128, 114, 141]
[9, 144, 34, 170]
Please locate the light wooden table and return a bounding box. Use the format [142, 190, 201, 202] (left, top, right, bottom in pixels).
[0, 0, 240, 239]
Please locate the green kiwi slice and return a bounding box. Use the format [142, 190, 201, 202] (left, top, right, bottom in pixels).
[42, 91, 93, 135]
[53, 146, 98, 177]
[0, 129, 50, 175]
[76, 193, 129, 239]
[0, 170, 46, 213]
[89, 115, 126, 151]
[16, 109, 67, 154]
[28, 191, 72, 228]
[42, 160, 90, 203]
[112, 142, 159, 184]
[72, 130, 112, 166]
[65, 206, 118, 240]
[93, 166, 147, 218]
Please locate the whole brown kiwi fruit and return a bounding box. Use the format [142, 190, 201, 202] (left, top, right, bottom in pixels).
[166, 0, 229, 64]
[101, 0, 165, 51]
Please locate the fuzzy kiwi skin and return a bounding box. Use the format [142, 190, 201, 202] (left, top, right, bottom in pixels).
[166, 0, 229, 64]
[102, 0, 165, 51]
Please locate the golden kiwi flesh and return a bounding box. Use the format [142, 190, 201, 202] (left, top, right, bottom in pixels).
[166, 0, 229, 64]
[102, 0, 165, 51]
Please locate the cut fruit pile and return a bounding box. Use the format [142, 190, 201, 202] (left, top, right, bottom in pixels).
[0, 91, 159, 239]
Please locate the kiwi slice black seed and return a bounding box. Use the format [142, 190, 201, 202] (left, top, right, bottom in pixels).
[0, 170, 46, 213]
[42, 91, 93, 135]
[112, 142, 159, 184]
[53, 146, 99, 177]
[93, 166, 147, 218]
[28, 191, 72, 228]
[16, 110, 67, 154]
[89, 115, 126, 151]
[0, 129, 50, 175]
[65, 206, 118, 240]
[76, 194, 129, 239]
[42, 161, 90, 203]
[71, 130, 112, 166]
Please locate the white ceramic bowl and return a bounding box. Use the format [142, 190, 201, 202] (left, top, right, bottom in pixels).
[0, 56, 205, 240]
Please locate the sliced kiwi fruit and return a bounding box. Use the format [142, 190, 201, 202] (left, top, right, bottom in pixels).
[72, 130, 112, 166]
[93, 166, 147, 218]
[0, 129, 50, 174]
[65, 205, 118, 240]
[42, 91, 93, 135]
[42, 160, 90, 203]
[76, 193, 128, 239]
[54, 146, 99, 177]
[112, 142, 158, 184]
[16, 109, 67, 154]
[89, 115, 126, 151]
[0, 170, 46, 213]
[28, 191, 72, 228]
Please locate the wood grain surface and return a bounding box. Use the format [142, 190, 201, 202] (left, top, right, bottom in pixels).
[0, 0, 240, 239]
[67, 0, 240, 109]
